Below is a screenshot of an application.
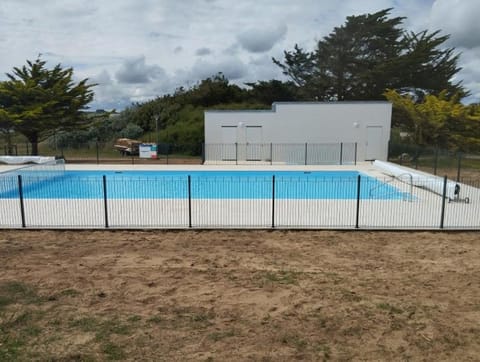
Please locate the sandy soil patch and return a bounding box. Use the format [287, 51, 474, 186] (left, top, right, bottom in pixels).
[0, 230, 479, 361]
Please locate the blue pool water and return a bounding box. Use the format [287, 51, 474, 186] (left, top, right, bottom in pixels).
[0, 170, 406, 200]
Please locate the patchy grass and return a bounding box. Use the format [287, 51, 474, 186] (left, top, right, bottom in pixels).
[208, 329, 236, 342]
[256, 270, 300, 287]
[0, 281, 44, 309]
[59, 288, 81, 298]
[377, 302, 404, 314]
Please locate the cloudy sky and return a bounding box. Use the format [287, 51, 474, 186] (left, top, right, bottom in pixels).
[1, 0, 479, 110]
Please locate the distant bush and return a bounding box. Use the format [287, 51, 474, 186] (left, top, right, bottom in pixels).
[119, 123, 143, 140]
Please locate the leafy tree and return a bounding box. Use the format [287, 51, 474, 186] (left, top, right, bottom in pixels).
[396, 30, 464, 100]
[118, 73, 255, 152]
[0, 57, 95, 155]
[245, 80, 298, 104]
[385, 89, 480, 151]
[272, 45, 319, 100]
[119, 123, 144, 139]
[274, 8, 467, 101]
[184, 73, 246, 107]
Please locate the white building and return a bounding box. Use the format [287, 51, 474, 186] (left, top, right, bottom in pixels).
[204, 102, 392, 164]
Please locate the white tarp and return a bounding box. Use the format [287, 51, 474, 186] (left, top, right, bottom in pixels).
[373, 160, 459, 199]
[0, 156, 56, 164]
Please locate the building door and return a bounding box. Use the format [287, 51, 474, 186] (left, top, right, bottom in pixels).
[221, 126, 237, 161]
[366, 126, 383, 160]
[246, 126, 262, 161]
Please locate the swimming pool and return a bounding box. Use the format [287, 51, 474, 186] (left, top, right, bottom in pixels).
[0, 170, 406, 200]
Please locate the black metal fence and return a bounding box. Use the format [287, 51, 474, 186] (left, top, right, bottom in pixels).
[204, 142, 358, 165]
[2, 141, 359, 165]
[3, 140, 480, 180]
[1, 173, 479, 229]
[1, 141, 203, 164]
[388, 142, 480, 181]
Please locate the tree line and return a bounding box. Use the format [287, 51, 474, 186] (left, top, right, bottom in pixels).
[1, 8, 479, 155]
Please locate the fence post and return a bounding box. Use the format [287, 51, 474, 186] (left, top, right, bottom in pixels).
[270, 143, 273, 165]
[272, 175, 275, 228]
[456, 152, 462, 182]
[339, 142, 343, 165]
[354, 143, 357, 165]
[96, 141, 99, 165]
[201, 143, 205, 164]
[18, 175, 26, 228]
[235, 143, 238, 165]
[188, 175, 192, 228]
[355, 175, 361, 229]
[439, 175, 447, 229]
[304, 143, 308, 165]
[415, 145, 419, 169]
[433, 147, 439, 175]
[102, 175, 109, 228]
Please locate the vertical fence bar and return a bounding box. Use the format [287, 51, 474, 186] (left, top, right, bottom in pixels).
[339, 142, 343, 165]
[415, 145, 419, 169]
[355, 175, 361, 229]
[304, 143, 308, 165]
[201, 143, 205, 164]
[456, 152, 462, 182]
[188, 175, 192, 228]
[102, 175, 109, 228]
[433, 147, 439, 175]
[271, 175, 275, 228]
[235, 143, 238, 165]
[439, 175, 447, 229]
[18, 175, 26, 228]
[270, 143, 273, 165]
[96, 141, 99, 165]
[354, 143, 357, 165]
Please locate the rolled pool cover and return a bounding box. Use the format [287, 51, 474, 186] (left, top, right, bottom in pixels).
[373, 160, 459, 199]
[0, 156, 55, 164]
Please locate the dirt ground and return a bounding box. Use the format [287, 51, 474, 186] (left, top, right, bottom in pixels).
[0, 230, 479, 361]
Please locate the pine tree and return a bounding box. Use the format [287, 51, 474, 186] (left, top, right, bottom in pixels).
[0, 57, 95, 155]
[274, 8, 467, 101]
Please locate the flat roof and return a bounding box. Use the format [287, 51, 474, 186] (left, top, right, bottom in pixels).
[205, 101, 392, 113]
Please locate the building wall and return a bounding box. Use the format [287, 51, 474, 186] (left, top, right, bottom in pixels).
[204, 102, 392, 161]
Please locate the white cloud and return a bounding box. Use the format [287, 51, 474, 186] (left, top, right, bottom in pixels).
[429, 0, 480, 49]
[115, 56, 166, 84]
[195, 47, 213, 56]
[237, 24, 288, 53]
[1, 0, 479, 109]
